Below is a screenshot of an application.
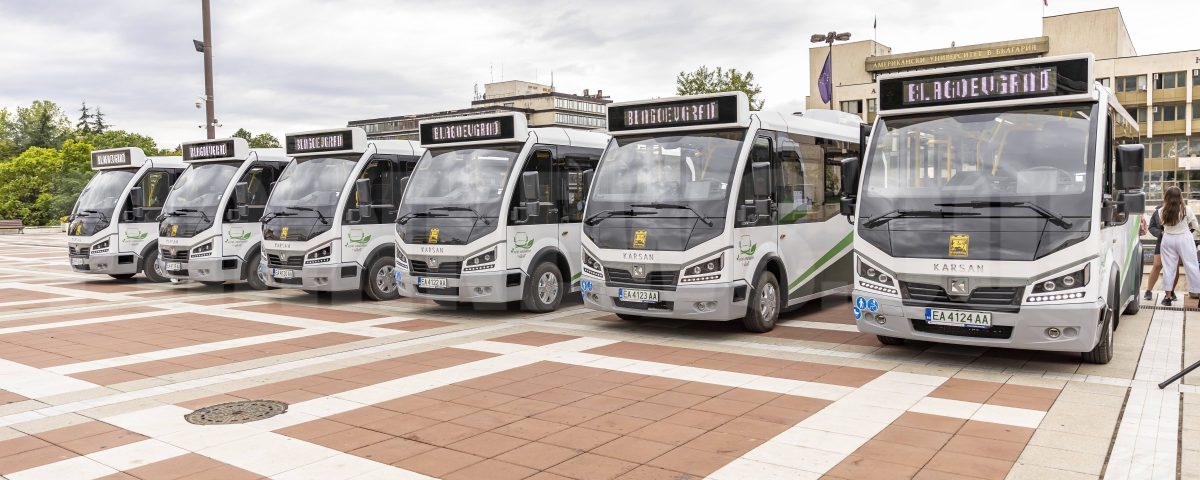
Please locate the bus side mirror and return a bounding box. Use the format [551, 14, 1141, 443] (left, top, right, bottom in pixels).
[130, 187, 144, 208]
[234, 182, 249, 218]
[1116, 144, 1145, 191]
[1117, 191, 1145, 217]
[355, 178, 374, 219]
[840, 157, 861, 218]
[521, 171, 541, 217]
[750, 162, 770, 200]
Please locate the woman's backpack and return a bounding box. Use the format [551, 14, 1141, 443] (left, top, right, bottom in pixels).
[1149, 206, 1164, 238]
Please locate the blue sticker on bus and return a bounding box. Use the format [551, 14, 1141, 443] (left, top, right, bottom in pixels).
[867, 298, 879, 312]
[581, 280, 593, 293]
[853, 307, 862, 320]
[393, 271, 402, 284]
[855, 296, 867, 310]
[924, 307, 933, 321]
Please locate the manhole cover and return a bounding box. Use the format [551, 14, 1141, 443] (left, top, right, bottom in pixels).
[185, 400, 288, 425]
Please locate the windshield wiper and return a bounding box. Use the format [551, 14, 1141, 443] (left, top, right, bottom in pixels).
[861, 209, 981, 229]
[629, 203, 714, 227]
[79, 209, 108, 222]
[583, 208, 656, 226]
[175, 208, 211, 223]
[429, 206, 491, 225]
[285, 206, 329, 225]
[935, 201, 1073, 229]
[260, 209, 296, 223]
[396, 211, 449, 225]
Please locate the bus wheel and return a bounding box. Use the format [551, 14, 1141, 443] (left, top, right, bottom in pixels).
[142, 249, 168, 283]
[522, 262, 563, 312]
[1124, 254, 1142, 315]
[1082, 297, 1115, 364]
[364, 256, 400, 301]
[108, 274, 135, 280]
[245, 252, 268, 291]
[742, 271, 780, 333]
[877, 335, 906, 346]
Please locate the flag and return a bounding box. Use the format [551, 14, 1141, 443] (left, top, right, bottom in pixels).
[1043, 0, 1048, 5]
[818, 52, 833, 104]
[873, 16, 877, 29]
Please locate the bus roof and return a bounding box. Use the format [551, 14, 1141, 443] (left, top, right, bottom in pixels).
[875, 53, 1096, 117]
[757, 110, 862, 143]
[283, 127, 420, 157]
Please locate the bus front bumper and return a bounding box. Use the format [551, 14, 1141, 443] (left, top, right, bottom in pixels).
[851, 290, 1104, 353]
[69, 252, 137, 275]
[396, 269, 523, 303]
[166, 256, 244, 283]
[262, 261, 360, 292]
[581, 279, 750, 321]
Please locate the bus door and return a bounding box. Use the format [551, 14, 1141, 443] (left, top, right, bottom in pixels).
[121, 169, 174, 254]
[555, 147, 601, 286]
[509, 147, 558, 269]
[734, 134, 778, 280]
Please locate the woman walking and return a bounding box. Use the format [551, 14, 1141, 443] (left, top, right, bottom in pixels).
[1144, 203, 1179, 300]
[1157, 186, 1200, 306]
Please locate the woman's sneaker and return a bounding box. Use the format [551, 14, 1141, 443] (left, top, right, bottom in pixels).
[1144, 290, 1154, 301]
[1162, 296, 1175, 306]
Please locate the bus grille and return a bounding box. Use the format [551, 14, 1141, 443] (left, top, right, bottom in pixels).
[70, 246, 90, 256]
[160, 249, 190, 262]
[902, 282, 1020, 306]
[910, 319, 1014, 339]
[410, 260, 462, 277]
[266, 254, 304, 268]
[605, 268, 678, 289]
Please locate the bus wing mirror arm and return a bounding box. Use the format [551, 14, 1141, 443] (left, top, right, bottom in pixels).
[839, 157, 861, 223]
[355, 178, 374, 219]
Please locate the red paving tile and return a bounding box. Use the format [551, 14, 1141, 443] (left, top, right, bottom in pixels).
[0, 306, 161, 329]
[377, 319, 458, 331]
[122, 453, 261, 480]
[489, 331, 582, 346]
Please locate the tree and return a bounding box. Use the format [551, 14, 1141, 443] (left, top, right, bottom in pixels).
[77, 101, 93, 134]
[75, 130, 166, 155]
[13, 100, 72, 151]
[0, 147, 64, 225]
[232, 128, 252, 142]
[0, 108, 15, 160]
[92, 107, 108, 133]
[250, 133, 281, 148]
[676, 66, 765, 110]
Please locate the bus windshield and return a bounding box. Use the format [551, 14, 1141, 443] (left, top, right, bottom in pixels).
[859, 104, 1097, 223]
[266, 155, 358, 218]
[398, 145, 521, 221]
[588, 130, 744, 219]
[163, 163, 238, 220]
[74, 169, 136, 216]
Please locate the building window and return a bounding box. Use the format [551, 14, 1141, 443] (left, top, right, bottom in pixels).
[1153, 104, 1186, 122]
[1147, 135, 1189, 158]
[866, 99, 877, 113]
[839, 100, 863, 115]
[1115, 75, 1147, 92]
[1129, 106, 1148, 123]
[1098, 77, 1111, 88]
[553, 113, 605, 128]
[1154, 71, 1187, 89]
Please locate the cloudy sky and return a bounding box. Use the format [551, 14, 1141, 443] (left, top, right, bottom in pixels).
[0, 0, 1191, 148]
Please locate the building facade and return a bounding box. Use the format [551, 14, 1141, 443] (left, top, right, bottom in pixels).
[807, 8, 1200, 204]
[349, 80, 611, 141]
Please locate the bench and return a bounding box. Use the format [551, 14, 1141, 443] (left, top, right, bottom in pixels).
[0, 219, 24, 234]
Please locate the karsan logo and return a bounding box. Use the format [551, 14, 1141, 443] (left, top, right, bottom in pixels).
[933, 263, 985, 274]
[419, 246, 445, 254]
[621, 252, 655, 262]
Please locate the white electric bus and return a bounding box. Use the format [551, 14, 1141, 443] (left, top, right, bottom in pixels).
[158, 138, 291, 289]
[67, 148, 186, 281]
[579, 92, 862, 331]
[841, 54, 1145, 364]
[259, 128, 423, 300]
[394, 113, 609, 312]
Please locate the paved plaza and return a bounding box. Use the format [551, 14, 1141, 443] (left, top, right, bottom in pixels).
[0, 232, 1196, 479]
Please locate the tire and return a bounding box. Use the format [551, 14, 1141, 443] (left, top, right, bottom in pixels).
[877, 335, 906, 346]
[244, 252, 268, 291]
[742, 271, 781, 333]
[141, 248, 168, 283]
[616, 313, 646, 321]
[1124, 249, 1142, 315]
[364, 256, 400, 301]
[108, 273, 135, 280]
[522, 262, 564, 312]
[1082, 292, 1116, 364]
[199, 281, 225, 287]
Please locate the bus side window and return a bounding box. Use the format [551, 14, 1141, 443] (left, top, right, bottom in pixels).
[736, 136, 775, 227]
[349, 159, 395, 225]
[238, 165, 280, 221]
[776, 135, 818, 224]
[557, 147, 600, 223]
[510, 147, 556, 225]
[136, 171, 171, 222]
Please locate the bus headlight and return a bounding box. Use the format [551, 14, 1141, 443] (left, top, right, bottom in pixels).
[307, 243, 333, 261]
[857, 259, 894, 286]
[90, 239, 110, 254]
[191, 240, 214, 258]
[395, 249, 409, 267]
[1031, 265, 1089, 294]
[583, 251, 604, 278]
[681, 255, 722, 283]
[463, 248, 497, 272]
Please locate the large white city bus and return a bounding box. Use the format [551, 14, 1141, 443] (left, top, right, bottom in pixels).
[259, 128, 423, 300]
[841, 54, 1145, 364]
[157, 138, 291, 289]
[67, 148, 187, 281]
[579, 92, 862, 331]
[394, 113, 609, 311]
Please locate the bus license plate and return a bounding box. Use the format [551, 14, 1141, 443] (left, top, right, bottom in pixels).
[926, 308, 992, 328]
[165, 262, 183, 272]
[70, 257, 85, 266]
[272, 268, 295, 279]
[619, 288, 659, 303]
[418, 277, 448, 288]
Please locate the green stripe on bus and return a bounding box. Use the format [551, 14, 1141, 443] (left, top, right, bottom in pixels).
[788, 232, 854, 292]
[1122, 216, 1141, 273]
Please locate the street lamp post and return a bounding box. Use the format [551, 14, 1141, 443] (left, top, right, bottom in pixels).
[195, 0, 216, 139]
[811, 31, 852, 110]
